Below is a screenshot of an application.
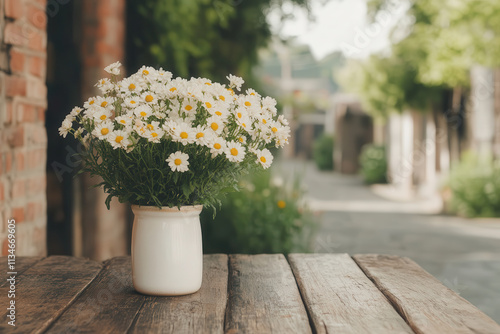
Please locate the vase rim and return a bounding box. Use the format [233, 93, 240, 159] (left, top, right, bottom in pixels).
[131, 205, 203, 213]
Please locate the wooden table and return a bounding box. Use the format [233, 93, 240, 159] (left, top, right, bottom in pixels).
[1, 254, 499, 333]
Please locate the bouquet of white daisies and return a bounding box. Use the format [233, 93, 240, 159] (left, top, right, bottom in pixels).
[59, 62, 290, 209]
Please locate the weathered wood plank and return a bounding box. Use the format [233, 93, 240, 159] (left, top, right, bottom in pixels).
[0, 256, 44, 287]
[46, 256, 144, 333]
[129, 254, 229, 334]
[225, 254, 312, 334]
[288, 253, 413, 334]
[0, 256, 102, 333]
[353, 254, 500, 334]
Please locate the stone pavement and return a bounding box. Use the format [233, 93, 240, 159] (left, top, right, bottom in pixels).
[275, 159, 500, 323]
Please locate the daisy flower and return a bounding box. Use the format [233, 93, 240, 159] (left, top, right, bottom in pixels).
[255, 149, 273, 169]
[225, 141, 246, 162]
[166, 151, 190, 172]
[206, 116, 223, 135]
[93, 121, 114, 140]
[193, 125, 211, 146]
[119, 77, 141, 95]
[209, 137, 227, 157]
[146, 128, 164, 143]
[92, 107, 112, 122]
[141, 92, 157, 104]
[134, 105, 152, 119]
[84, 97, 98, 109]
[226, 74, 244, 91]
[104, 61, 122, 75]
[95, 78, 114, 93]
[115, 115, 132, 127]
[58, 119, 72, 138]
[70, 107, 82, 117]
[172, 123, 196, 145]
[108, 130, 130, 149]
[124, 98, 140, 108]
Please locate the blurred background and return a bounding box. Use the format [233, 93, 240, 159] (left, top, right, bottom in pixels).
[1, 0, 499, 322]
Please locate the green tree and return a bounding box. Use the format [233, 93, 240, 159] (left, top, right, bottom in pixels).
[126, 0, 310, 84]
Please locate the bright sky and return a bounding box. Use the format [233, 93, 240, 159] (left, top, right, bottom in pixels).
[268, 0, 409, 60]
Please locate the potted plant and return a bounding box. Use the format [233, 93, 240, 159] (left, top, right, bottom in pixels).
[59, 62, 290, 295]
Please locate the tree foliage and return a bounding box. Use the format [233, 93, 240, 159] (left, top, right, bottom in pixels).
[126, 0, 310, 84]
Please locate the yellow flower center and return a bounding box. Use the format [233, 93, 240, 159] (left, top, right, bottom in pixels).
[100, 115, 107, 120]
[101, 80, 106, 84]
[130, 100, 136, 104]
[147, 124, 154, 130]
[219, 95, 225, 101]
[215, 111, 222, 116]
[227, 88, 234, 95]
[151, 132, 158, 138]
[196, 132, 204, 138]
[211, 122, 218, 131]
[214, 143, 221, 150]
[230, 148, 238, 156]
[89, 100, 95, 105]
[115, 136, 123, 143]
[101, 101, 108, 107]
[244, 101, 251, 107]
[242, 123, 247, 128]
[262, 119, 267, 124]
[260, 156, 266, 163]
[174, 158, 182, 165]
[277, 200, 286, 209]
[272, 127, 278, 133]
[237, 112, 242, 118]
[250, 92, 255, 96]
[180, 132, 188, 139]
[145, 95, 154, 102]
[101, 128, 109, 135]
[170, 87, 177, 92]
[239, 137, 244, 142]
[142, 70, 149, 75]
[205, 82, 211, 85]
[128, 83, 136, 90]
[140, 111, 147, 117]
[205, 102, 212, 108]
[120, 120, 126, 124]
[185, 105, 193, 111]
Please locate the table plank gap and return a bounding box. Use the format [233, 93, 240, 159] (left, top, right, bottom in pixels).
[288, 253, 414, 334]
[0, 256, 44, 288]
[225, 254, 312, 334]
[129, 254, 229, 334]
[0, 256, 102, 333]
[353, 254, 500, 334]
[46, 256, 146, 334]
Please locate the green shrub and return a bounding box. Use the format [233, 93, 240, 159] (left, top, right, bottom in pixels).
[359, 144, 387, 184]
[313, 134, 334, 170]
[448, 153, 500, 218]
[201, 169, 317, 254]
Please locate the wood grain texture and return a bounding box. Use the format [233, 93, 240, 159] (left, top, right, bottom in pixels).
[225, 254, 312, 334]
[353, 254, 500, 334]
[0, 256, 43, 287]
[288, 253, 413, 334]
[130, 254, 229, 334]
[46, 256, 144, 333]
[0, 256, 102, 333]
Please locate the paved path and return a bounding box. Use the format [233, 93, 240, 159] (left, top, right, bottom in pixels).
[276, 159, 500, 323]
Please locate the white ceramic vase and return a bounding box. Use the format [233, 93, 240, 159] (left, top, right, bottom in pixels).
[131, 205, 203, 296]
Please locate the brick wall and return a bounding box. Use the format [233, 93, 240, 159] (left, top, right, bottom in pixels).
[0, 0, 47, 256]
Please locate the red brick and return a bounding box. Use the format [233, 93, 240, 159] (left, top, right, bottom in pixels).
[26, 149, 45, 169]
[27, 77, 46, 99]
[7, 126, 24, 148]
[5, 76, 27, 97]
[4, 152, 13, 173]
[21, 103, 37, 122]
[11, 179, 25, 198]
[28, 125, 47, 144]
[10, 48, 26, 73]
[28, 175, 45, 195]
[4, 22, 27, 46]
[5, 0, 25, 19]
[26, 202, 36, 221]
[12, 206, 25, 223]
[2, 238, 9, 256]
[0, 180, 4, 201]
[27, 30, 46, 51]
[5, 101, 13, 125]
[15, 151, 25, 171]
[36, 106, 45, 121]
[29, 56, 46, 78]
[27, 4, 47, 30]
